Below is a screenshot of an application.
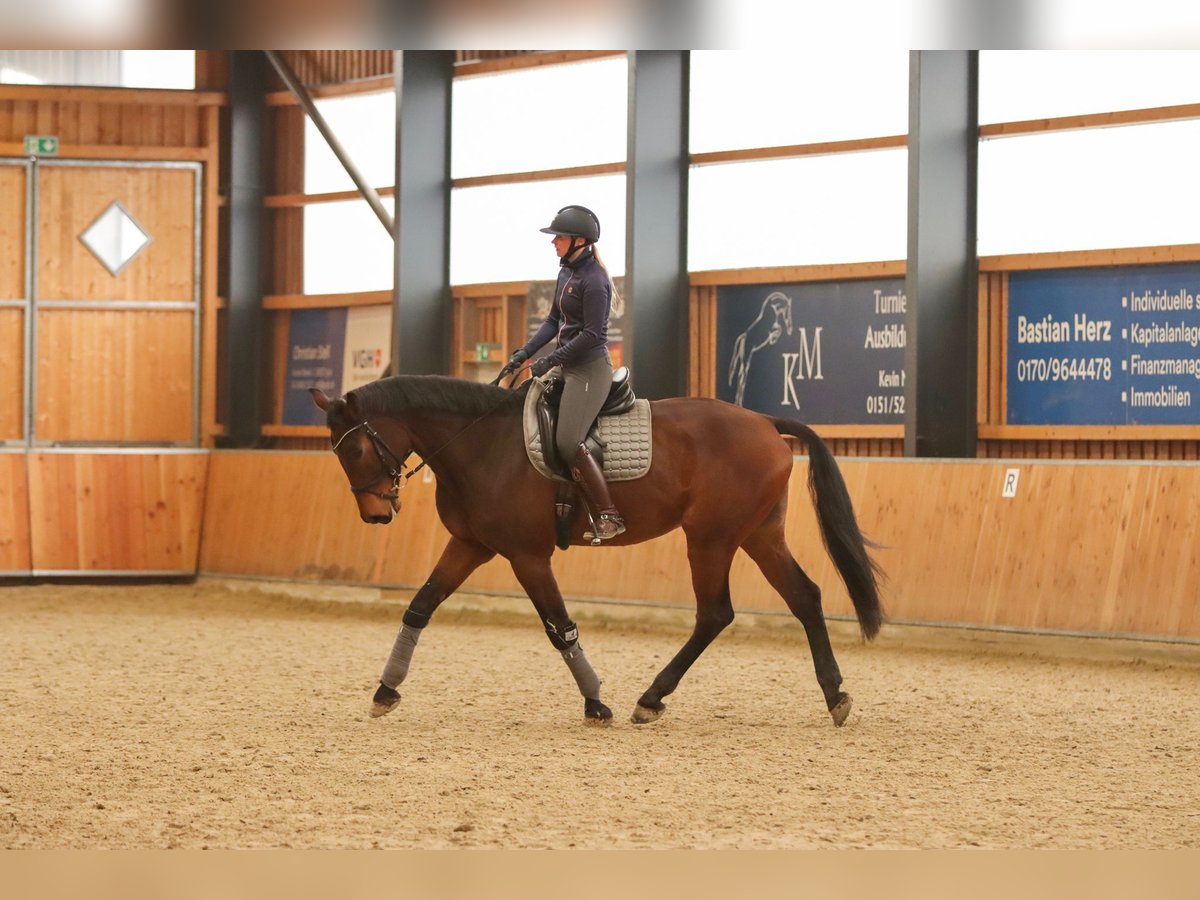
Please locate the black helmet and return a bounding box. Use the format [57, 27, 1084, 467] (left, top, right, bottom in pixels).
[538, 205, 600, 243]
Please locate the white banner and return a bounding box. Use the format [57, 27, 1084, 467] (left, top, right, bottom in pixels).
[341, 305, 392, 393]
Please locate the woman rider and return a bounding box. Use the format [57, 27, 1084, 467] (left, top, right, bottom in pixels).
[506, 205, 626, 541]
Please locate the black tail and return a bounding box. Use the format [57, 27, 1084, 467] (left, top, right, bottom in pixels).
[772, 417, 885, 640]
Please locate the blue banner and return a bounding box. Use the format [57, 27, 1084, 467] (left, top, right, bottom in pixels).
[715, 280, 908, 424]
[1007, 264, 1200, 425]
[282, 308, 348, 426]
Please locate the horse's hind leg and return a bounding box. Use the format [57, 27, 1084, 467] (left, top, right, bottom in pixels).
[371, 535, 495, 718]
[741, 512, 852, 726]
[632, 538, 737, 724]
[509, 553, 613, 725]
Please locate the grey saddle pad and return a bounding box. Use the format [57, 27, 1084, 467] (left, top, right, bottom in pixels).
[522, 374, 653, 482]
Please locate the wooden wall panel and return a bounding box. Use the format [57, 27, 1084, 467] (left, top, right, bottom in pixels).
[26, 451, 207, 572]
[0, 310, 24, 440]
[271, 51, 394, 89]
[0, 165, 25, 298]
[200, 451, 387, 582]
[200, 452, 1200, 641]
[0, 453, 31, 572]
[35, 309, 194, 442]
[0, 97, 209, 149]
[265, 105, 305, 297]
[37, 165, 196, 302]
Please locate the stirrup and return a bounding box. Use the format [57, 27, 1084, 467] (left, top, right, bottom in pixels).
[583, 512, 626, 544]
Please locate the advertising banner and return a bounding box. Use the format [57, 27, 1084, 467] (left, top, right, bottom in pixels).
[281, 304, 393, 426]
[342, 305, 392, 393]
[715, 279, 908, 424]
[1007, 264, 1200, 425]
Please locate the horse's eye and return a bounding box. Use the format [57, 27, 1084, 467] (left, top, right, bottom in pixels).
[349, 445, 364, 460]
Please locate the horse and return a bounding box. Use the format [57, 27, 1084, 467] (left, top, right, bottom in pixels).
[310, 374, 883, 727]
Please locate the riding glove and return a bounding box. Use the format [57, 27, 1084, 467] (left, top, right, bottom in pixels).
[507, 349, 530, 370]
[529, 356, 553, 378]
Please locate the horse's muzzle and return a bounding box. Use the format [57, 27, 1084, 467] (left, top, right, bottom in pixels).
[363, 499, 400, 525]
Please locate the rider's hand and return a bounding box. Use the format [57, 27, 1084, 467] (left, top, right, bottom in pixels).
[529, 356, 553, 378]
[507, 349, 530, 370]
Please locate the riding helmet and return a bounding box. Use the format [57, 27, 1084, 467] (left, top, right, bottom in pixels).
[539, 205, 600, 243]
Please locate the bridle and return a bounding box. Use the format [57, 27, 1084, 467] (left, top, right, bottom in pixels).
[331, 420, 415, 503]
[331, 372, 524, 505]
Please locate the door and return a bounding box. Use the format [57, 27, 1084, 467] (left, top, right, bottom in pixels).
[32, 160, 201, 445]
[0, 160, 29, 444]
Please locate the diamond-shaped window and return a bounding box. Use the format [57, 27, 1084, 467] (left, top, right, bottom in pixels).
[79, 201, 152, 277]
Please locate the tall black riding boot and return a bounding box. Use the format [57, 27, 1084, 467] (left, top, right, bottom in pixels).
[571, 444, 626, 541]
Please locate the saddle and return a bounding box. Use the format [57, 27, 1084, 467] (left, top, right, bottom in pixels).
[522, 367, 652, 550]
[537, 366, 637, 478]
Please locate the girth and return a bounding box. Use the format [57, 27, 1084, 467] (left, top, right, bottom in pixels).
[536, 366, 636, 479]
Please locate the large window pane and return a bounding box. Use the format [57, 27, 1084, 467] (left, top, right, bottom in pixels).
[304, 199, 395, 294]
[451, 176, 626, 285]
[452, 58, 627, 179]
[690, 50, 909, 153]
[119, 51, 195, 89]
[0, 50, 194, 89]
[980, 51, 1200, 125]
[689, 150, 907, 271]
[304, 91, 396, 195]
[978, 120, 1200, 256]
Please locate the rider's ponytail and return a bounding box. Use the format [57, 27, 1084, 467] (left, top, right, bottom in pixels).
[591, 245, 623, 311]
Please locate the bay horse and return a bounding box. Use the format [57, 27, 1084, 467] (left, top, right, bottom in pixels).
[310, 374, 883, 727]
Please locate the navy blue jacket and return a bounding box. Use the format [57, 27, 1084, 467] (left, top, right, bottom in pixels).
[522, 247, 612, 369]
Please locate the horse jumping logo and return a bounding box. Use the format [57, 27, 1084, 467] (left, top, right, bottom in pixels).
[728, 291, 793, 407]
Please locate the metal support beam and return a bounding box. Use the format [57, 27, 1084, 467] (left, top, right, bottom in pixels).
[225, 51, 265, 447]
[626, 51, 689, 400]
[263, 50, 395, 235]
[391, 51, 453, 375]
[904, 51, 979, 458]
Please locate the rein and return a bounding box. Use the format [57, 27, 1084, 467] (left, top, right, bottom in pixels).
[331, 367, 528, 502]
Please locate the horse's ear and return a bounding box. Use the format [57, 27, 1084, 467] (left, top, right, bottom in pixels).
[310, 388, 331, 411]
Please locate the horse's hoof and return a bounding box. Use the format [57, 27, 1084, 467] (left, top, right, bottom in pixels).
[370, 684, 401, 719]
[631, 702, 665, 725]
[369, 701, 399, 718]
[829, 692, 853, 727]
[584, 698, 613, 726]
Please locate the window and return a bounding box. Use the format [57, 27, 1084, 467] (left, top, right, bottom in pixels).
[451, 57, 627, 179]
[304, 91, 396, 195]
[977, 120, 1200, 256]
[689, 150, 907, 271]
[690, 50, 909, 153]
[0, 50, 194, 89]
[304, 199, 395, 294]
[980, 51, 1200, 125]
[688, 50, 908, 271]
[451, 176, 626, 284]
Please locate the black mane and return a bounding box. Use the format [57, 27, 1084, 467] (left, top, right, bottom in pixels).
[348, 375, 530, 419]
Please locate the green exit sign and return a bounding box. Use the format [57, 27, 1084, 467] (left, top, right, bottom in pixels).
[24, 135, 59, 156]
[475, 343, 490, 362]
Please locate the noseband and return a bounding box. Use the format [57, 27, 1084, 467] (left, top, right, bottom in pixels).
[331, 421, 414, 503]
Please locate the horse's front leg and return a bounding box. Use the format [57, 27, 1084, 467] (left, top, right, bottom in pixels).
[371, 535, 495, 718]
[509, 553, 613, 725]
